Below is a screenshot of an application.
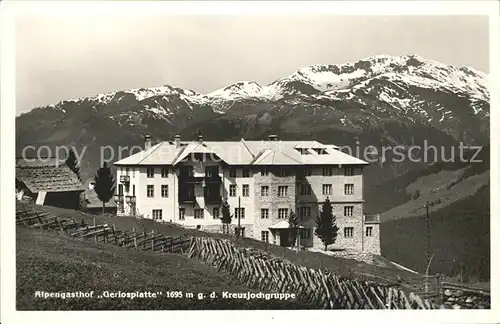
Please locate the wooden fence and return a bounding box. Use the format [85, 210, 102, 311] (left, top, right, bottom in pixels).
[16, 201, 490, 309]
[186, 236, 438, 309]
[16, 202, 191, 254]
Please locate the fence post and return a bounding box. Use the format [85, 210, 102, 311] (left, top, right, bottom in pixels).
[93, 216, 97, 242]
[439, 274, 444, 302]
[133, 228, 137, 250]
[151, 229, 155, 251]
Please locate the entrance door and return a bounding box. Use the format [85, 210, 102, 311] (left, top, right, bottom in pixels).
[279, 230, 290, 247]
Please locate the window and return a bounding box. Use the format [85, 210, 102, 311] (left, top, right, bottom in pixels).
[278, 186, 288, 197]
[322, 167, 333, 176]
[196, 225, 201, 230]
[235, 227, 245, 237]
[261, 231, 269, 243]
[261, 208, 269, 219]
[295, 148, 311, 155]
[278, 208, 288, 219]
[344, 227, 354, 238]
[279, 168, 290, 177]
[261, 168, 269, 176]
[299, 206, 311, 220]
[147, 185, 154, 198]
[229, 184, 237, 197]
[126, 167, 130, 175]
[152, 209, 162, 221]
[229, 168, 237, 178]
[344, 206, 354, 217]
[313, 148, 328, 155]
[242, 184, 250, 197]
[242, 168, 250, 178]
[179, 208, 185, 220]
[235, 208, 245, 219]
[345, 184, 354, 195]
[118, 184, 124, 196]
[300, 228, 311, 239]
[345, 167, 355, 176]
[161, 167, 168, 178]
[161, 185, 169, 198]
[194, 208, 204, 219]
[187, 186, 194, 197]
[132, 185, 136, 197]
[205, 166, 218, 178]
[299, 184, 312, 195]
[205, 186, 215, 197]
[322, 184, 332, 195]
[366, 226, 373, 237]
[261, 186, 269, 197]
[213, 207, 220, 219]
[194, 153, 204, 162]
[179, 166, 193, 178]
[147, 167, 154, 178]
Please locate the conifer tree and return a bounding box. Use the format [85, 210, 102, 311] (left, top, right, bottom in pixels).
[288, 210, 299, 248]
[314, 197, 339, 251]
[93, 163, 116, 215]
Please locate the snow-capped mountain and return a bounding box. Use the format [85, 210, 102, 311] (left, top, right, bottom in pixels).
[33, 54, 488, 120]
[17, 54, 489, 183]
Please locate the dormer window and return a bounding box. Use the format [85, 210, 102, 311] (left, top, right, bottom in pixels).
[295, 148, 311, 155]
[312, 148, 328, 155]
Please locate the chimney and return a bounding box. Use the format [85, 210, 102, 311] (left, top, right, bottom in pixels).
[268, 134, 278, 141]
[174, 135, 181, 148]
[144, 135, 152, 150]
[197, 131, 203, 144]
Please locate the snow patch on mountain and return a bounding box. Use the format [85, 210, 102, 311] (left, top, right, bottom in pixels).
[206, 81, 263, 100]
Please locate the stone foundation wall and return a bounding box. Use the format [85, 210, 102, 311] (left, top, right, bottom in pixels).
[201, 224, 255, 238]
[442, 287, 490, 309]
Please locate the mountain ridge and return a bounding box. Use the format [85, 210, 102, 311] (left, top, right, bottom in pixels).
[23, 54, 488, 116]
[16, 53, 490, 190]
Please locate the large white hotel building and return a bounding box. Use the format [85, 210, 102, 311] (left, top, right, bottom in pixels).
[113, 134, 380, 254]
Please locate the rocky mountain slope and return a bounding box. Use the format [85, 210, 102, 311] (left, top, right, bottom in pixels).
[16, 54, 490, 199]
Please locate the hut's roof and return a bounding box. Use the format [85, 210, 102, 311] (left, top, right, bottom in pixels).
[16, 158, 84, 193]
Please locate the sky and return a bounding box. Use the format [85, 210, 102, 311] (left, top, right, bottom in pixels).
[15, 14, 489, 114]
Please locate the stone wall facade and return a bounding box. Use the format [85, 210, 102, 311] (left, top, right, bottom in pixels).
[253, 172, 296, 244]
[116, 163, 380, 255]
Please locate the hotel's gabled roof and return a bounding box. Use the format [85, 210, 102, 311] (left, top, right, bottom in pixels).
[114, 139, 368, 166]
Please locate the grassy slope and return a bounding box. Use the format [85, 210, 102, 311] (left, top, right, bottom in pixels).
[380, 169, 489, 221]
[380, 184, 490, 282]
[17, 227, 313, 310]
[365, 146, 489, 214]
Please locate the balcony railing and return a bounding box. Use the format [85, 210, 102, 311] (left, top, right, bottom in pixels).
[179, 195, 195, 203]
[125, 195, 136, 204]
[205, 195, 222, 204]
[364, 214, 380, 223]
[179, 175, 222, 185]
